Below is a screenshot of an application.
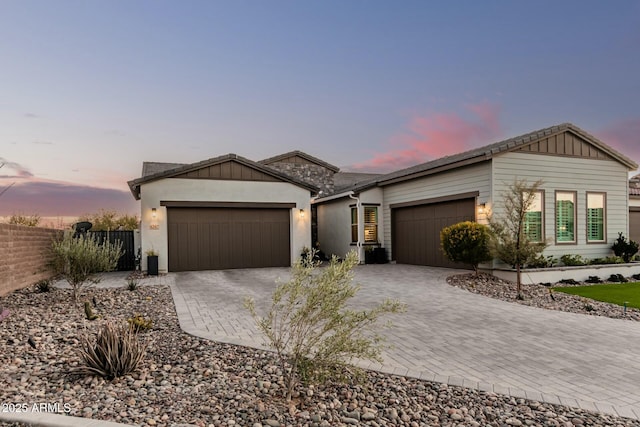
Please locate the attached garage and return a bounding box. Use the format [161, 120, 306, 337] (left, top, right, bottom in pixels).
[631, 208, 640, 244]
[166, 204, 292, 271]
[128, 154, 317, 274]
[391, 196, 476, 268]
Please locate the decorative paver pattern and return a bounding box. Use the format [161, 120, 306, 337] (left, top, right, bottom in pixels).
[170, 264, 640, 420]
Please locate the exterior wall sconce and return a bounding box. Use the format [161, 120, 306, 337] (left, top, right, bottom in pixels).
[152, 208, 157, 219]
[299, 209, 305, 218]
[478, 203, 486, 214]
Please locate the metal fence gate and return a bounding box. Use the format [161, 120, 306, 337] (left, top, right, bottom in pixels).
[89, 230, 136, 271]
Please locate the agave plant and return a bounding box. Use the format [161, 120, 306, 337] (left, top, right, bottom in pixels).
[78, 320, 147, 380]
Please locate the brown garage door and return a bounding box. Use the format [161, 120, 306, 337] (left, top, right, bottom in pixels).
[631, 208, 640, 244]
[392, 198, 475, 268]
[167, 207, 290, 271]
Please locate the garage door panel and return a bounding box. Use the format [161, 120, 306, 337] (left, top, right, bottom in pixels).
[631, 211, 640, 243]
[393, 198, 475, 269]
[167, 207, 290, 271]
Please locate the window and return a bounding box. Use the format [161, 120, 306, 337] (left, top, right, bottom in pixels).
[556, 191, 576, 243]
[587, 192, 606, 242]
[350, 207, 358, 243]
[524, 191, 544, 242]
[363, 206, 378, 243]
[350, 206, 378, 243]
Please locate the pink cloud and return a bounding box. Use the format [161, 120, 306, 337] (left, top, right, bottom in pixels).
[594, 118, 640, 170]
[352, 103, 503, 172]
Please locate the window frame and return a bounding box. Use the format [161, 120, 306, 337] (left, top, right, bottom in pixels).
[586, 192, 607, 244]
[555, 190, 577, 245]
[523, 189, 545, 243]
[350, 207, 358, 243]
[363, 206, 378, 243]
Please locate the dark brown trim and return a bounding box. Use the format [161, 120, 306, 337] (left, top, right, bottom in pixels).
[349, 203, 381, 207]
[161, 201, 296, 209]
[631, 206, 640, 212]
[389, 191, 480, 209]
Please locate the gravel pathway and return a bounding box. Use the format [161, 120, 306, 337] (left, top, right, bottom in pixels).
[1, 281, 639, 427]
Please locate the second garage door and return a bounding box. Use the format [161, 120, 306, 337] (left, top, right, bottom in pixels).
[167, 207, 291, 271]
[392, 198, 475, 268]
[631, 208, 640, 244]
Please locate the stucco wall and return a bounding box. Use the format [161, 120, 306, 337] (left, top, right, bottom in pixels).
[316, 187, 384, 262]
[139, 178, 312, 273]
[0, 223, 60, 296]
[492, 152, 631, 261]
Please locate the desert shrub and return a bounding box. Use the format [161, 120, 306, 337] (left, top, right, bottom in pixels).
[560, 254, 587, 266]
[245, 250, 405, 401]
[35, 278, 53, 293]
[633, 274, 640, 280]
[585, 276, 603, 284]
[440, 221, 492, 275]
[127, 314, 153, 332]
[612, 232, 639, 263]
[590, 256, 624, 265]
[558, 278, 579, 285]
[526, 254, 557, 269]
[78, 320, 146, 380]
[51, 232, 123, 302]
[608, 274, 628, 283]
[126, 278, 140, 291]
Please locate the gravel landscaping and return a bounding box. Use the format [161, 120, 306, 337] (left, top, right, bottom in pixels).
[2, 280, 640, 427]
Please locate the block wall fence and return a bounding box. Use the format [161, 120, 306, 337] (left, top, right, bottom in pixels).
[0, 223, 61, 296]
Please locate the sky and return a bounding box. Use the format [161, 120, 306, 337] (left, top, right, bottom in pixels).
[1, 0, 639, 221]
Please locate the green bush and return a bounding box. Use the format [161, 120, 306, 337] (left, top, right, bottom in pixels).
[590, 256, 624, 265]
[526, 254, 556, 268]
[611, 233, 639, 263]
[560, 254, 587, 266]
[78, 320, 147, 380]
[440, 221, 492, 275]
[245, 250, 405, 401]
[51, 232, 123, 302]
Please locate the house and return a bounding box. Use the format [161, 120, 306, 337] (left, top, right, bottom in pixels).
[314, 123, 638, 268]
[128, 123, 638, 274]
[630, 174, 640, 242]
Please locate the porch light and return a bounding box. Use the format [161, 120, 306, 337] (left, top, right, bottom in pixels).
[478, 203, 486, 214]
[299, 209, 305, 218]
[152, 208, 157, 219]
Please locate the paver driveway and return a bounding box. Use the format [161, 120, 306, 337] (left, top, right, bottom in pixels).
[169, 264, 640, 419]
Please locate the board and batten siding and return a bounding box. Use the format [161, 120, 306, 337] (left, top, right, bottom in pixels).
[491, 152, 629, 260]
[381, 162, 492, 259]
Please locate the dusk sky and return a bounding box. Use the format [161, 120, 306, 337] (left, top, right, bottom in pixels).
[1, 1, 639, 220]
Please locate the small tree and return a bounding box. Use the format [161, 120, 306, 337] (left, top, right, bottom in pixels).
[612, 232, 639, 263]
[489, 179, 547, 298]
[245, 250, 405, 401]
[441, 221, 492, 275]
[51, 232, 123, 302]
[8, 213, 41, 227]
[76, 209, 139, 231]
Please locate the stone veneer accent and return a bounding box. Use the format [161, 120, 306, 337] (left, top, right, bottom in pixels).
[0, 223, 61, 296]
[265, 162, 335, 196]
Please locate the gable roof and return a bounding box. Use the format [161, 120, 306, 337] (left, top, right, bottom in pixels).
[128, 153, 319, 200]
[259, 150, 340, 173]
[330, 123, 637, 196]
